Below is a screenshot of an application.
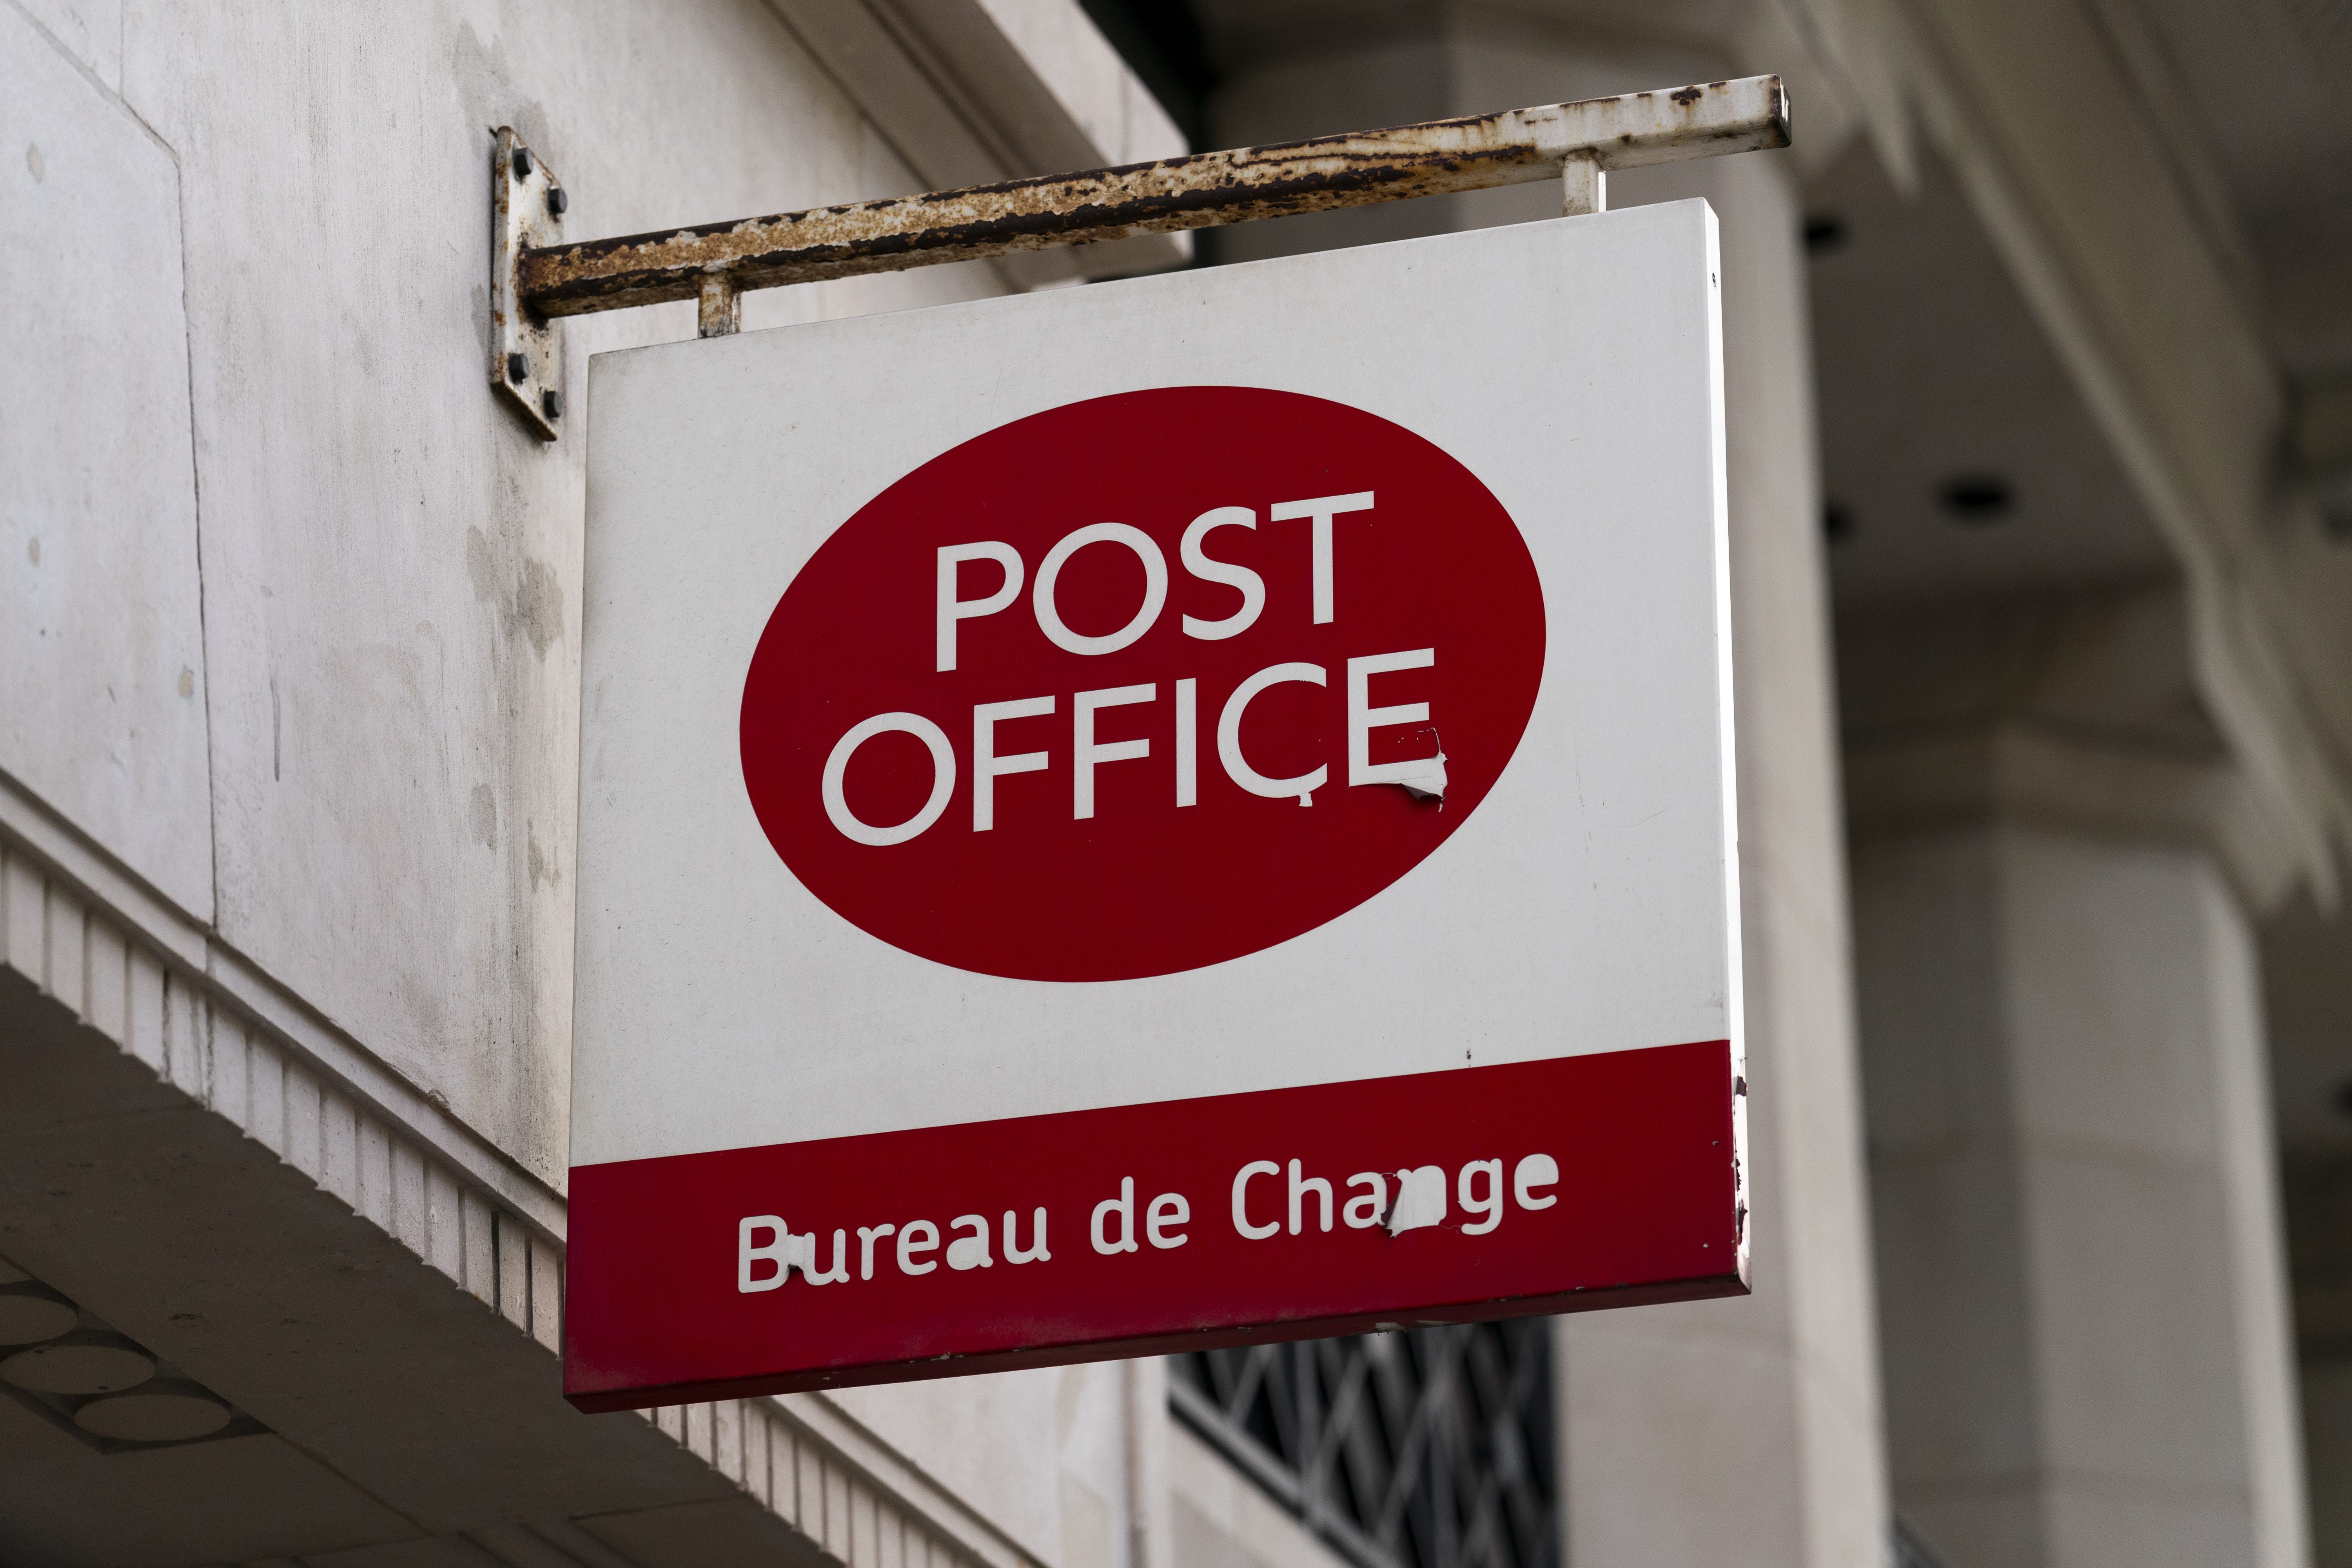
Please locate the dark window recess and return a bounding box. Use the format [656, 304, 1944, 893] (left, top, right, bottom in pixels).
[1169, 1324, 1557, 1568]
[1939, 474, 2014, 524]
[1076, 0, 1217, 147]
[1172, 1328, 1948, 1568]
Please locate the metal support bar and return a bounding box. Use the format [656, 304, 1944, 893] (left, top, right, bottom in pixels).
[1560, 152, 1605, 218]
[514, 76, 1786, 321]
[697, 276, 742, 338]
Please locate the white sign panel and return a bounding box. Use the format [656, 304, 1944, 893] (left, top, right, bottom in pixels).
[567, 200, 1742, 1408]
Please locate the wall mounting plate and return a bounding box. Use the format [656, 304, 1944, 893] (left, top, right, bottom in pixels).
[491, 127, 565, 441]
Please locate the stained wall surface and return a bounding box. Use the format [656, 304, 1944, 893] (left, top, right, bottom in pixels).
[0, 1, 1167, 1553]
[6, 0, 1005, 1191]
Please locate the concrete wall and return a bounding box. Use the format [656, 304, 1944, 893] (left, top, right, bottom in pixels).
[1165, 1421, 1349, 1568]
[2, 2, 1203, 1562]
[5, 0, 1019, 1192]
[1195, 13, 1889, 1565]
[1856, 826, 2305, 1567]
[834, 1362, 1161, 1568]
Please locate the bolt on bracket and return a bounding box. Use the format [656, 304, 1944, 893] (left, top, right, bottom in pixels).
[491, 128, 566, 441]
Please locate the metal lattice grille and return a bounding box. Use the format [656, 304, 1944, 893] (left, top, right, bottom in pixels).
[1168, 1325, 1556, 1568]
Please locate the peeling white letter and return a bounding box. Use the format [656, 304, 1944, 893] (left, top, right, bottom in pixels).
[1074, 684, 1154, 820]
[897, 1219, 940, 1275]
[1348, 649, 1445, 799]
[1269, 492, 1372, 624]
[1005, 1207, 1051, 1263]
[824, 714, 957, 846]
[1175, 678, 1198, 808]
[1218, 663, 1327, 805]
[799, 1229, 850, 1285]
[1514, 1154, 1559, 1210]
[1034, 524, 1167, 656]
[938, 542, 1023, 671]
[973, 696, 1054, 831]
[947, 1214, 993, 1270]
[1180, 507, 1265, 639]
[1147, 1192, 1191, 1249]
[1386, 1166, 1447, 1235]
[1288, 1159, 1333, 1234]
[1232, 1161, 1281, 1240]
[857, 1223, 896, 1281]
[1458, 1160, 1504, 1234]
[740, 1214, 790, 1293]
[1092, 1177, 1140, 1254]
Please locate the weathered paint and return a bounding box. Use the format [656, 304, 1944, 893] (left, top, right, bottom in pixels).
[517, 76, 1789, 318]
[697, 276, 743, 339]
[490, 128, 565, 440]
[569, 200, 1746, 1405]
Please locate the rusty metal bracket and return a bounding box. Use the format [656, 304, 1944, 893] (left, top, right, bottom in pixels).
[491, 128, 567, 441]
[489, 76, 1787, 435]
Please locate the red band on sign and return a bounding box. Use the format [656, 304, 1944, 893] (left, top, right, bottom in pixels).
[738, 386, 1546, 983]
[564, 1042, 1743, 1411]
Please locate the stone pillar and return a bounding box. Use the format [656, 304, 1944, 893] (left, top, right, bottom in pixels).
[1844, 588, 2310, 1568]
[1200, 14, 1891, 1567]
[1551, 135, 1890, 1568]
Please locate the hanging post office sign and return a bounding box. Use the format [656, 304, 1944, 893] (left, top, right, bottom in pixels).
[566, 200, 1746, 1411]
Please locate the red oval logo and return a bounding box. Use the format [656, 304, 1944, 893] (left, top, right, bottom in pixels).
[740, 387, 1545, 982]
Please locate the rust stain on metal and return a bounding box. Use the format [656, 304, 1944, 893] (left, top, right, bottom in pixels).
[697, 276, 741, 339]
[492, 128, 565, 440]
[515, 75, 1790, 320]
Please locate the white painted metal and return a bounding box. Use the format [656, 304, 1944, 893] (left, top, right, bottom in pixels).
[1544, 150, 1889, 1568]
[573, 201, 1739, 1169]
[514, 78, 1785, 319]
[1561, 152, 1605, 216]
[490, 128, 567, 439]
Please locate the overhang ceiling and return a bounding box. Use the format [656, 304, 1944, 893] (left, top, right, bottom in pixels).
[2119, 0, 2352, 381]
[1806, 136, 2176, 607]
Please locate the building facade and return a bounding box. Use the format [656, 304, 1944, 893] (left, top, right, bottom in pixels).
[3, 2, 2349, 1566]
